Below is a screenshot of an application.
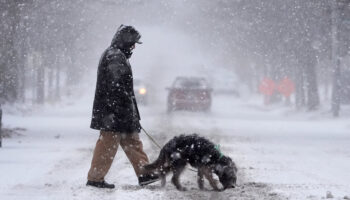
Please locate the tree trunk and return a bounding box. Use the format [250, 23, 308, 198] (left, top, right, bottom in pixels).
[36, 65, 45, 104]
[0, 0, 21, 102]
[305, 56, 320, 111]
[331, 59, 341, 117]
[295, 65, 305, 109]
[48, 66, 54, 101]
[55, 60, 61, 101]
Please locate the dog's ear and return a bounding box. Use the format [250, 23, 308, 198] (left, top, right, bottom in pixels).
[228, 159, 237, 172]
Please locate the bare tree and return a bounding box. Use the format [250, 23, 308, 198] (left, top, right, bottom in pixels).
[0, 0, 23, 102]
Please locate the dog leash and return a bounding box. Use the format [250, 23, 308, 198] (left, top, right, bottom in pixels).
[140, 126, 198, 173]
[141, 126, 162, 149]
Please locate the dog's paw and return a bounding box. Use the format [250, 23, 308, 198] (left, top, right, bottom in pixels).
[200, 187, 211, 191]
[213, 188, 224, 192]
[178, 187, 188, 191]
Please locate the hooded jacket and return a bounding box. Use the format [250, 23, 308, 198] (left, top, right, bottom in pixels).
[90, 25, 142, 133]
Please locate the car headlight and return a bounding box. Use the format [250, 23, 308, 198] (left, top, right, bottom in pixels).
[139, 88, 147, 95]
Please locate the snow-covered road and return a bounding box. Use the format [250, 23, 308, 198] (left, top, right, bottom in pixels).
[1, 95, 349, 200]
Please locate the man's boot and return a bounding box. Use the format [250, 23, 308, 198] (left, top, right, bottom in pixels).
[86, 180, 115, 189]
[138, 174, 160, 186]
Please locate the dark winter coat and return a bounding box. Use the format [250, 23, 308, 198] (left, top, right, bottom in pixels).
[90, 25, 142, 133]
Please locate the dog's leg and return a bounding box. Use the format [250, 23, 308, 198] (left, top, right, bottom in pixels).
[197, 167, 205, 190]
[159, 166, 166, 187]
[160, 166, 171, 187]
[203, 168, 220, 191]
[161, 175, 166, 187]
[171, 165, 187, 191]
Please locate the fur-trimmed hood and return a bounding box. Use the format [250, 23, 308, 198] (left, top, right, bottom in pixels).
[111, 25, 142, 50]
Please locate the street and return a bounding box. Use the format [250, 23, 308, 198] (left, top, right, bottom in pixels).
[0, 95, 349, 200]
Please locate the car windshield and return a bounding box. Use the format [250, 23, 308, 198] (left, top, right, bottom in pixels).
[174, 78, 207, 89]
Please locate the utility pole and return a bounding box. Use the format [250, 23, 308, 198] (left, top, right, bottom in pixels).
[0, 104, 2, 148]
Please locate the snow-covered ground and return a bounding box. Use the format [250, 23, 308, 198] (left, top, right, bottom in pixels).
[1, 94, 350, 200]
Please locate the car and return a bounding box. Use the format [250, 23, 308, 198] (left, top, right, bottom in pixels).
[134, 79, 148, 105]
[166, 77, 212, 112]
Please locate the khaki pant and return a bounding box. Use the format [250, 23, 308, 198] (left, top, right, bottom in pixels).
[87, 131, 149, 182]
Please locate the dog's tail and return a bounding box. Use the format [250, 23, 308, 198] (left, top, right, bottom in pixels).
[144, 149, 167, 171]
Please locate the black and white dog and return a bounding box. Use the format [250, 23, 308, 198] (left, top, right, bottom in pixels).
[143, 134, 237, 191]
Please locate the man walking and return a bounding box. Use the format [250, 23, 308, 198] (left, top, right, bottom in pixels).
[87, 25, 158, 189]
